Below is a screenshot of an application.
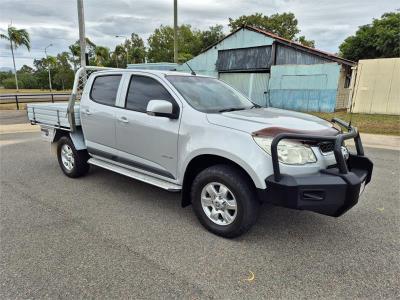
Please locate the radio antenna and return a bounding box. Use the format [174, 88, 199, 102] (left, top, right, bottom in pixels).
[185, 62, 196, 75]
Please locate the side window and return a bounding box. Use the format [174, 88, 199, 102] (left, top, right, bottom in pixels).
[90, 75, 122, 106]
[126, 75, 175, 113]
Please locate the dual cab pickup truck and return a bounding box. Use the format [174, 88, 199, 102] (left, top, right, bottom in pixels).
[28, 67, 373, 238]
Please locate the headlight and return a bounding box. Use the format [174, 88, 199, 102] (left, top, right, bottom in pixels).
[253, 136, 317, 165]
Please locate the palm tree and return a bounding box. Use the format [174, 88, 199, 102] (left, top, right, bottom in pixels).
[0, 26, 31, 91]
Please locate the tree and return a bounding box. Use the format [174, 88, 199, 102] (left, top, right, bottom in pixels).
[228, 12, 314, 47]
[147, 25, 177, 62]
[53, 52, 74, 90]
[33, 57, 54, 89]
[124, 33, 146, 64]
[32, 53, 74, 90]
[94, 46, 111, 66]
[0, 26, 31, 91]
[112, 45, 127, 67]
[297, 36, 315, 48]
[0, 71, 13, 87]
[339, 12, 400, 61]
[147, 24, 210, 63]
[199, 25, 225, 50]
[18, 65, 34, 74]
[68, 37, 96, 69]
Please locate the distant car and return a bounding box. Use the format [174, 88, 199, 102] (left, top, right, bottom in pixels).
[27, 67, 373, 238]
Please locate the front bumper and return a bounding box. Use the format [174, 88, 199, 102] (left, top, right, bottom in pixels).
[261, 118, 373, 217]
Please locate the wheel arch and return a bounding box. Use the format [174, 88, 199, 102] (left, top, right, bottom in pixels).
[181, 154, 259, 207]
[52, 128, 86, 150]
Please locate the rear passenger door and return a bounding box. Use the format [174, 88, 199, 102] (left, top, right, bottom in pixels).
[80, 74, 122, 155]
[115, 74, 181, 180]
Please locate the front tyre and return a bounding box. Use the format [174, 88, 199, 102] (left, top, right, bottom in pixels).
[57, 136, 90, 178]
[191, 164, 260, 238]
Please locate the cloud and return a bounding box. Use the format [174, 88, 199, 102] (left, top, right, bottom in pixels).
[0, 0, 398, 68]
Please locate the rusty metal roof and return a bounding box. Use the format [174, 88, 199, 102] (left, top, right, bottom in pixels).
[201, 25, 355, 66]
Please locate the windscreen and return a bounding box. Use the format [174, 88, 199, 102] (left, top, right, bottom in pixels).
[166, 75, 254, 113]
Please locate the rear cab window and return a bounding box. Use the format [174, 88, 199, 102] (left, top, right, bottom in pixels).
[90, 75, 122, 106]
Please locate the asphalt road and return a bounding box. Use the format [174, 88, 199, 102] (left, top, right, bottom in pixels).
[0, 110, 30, 125]
[1, 124, 399, 298]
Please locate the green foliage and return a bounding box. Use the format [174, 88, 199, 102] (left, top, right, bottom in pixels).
[1, 73, 37, 89]
[0, 71, 13, 87]
[296, 36, 315, 48]
[0, 26, 31, 89]
[147, 25, 175, 62]
[147, 24, 224, 63]
[94, 46, 111, 66]
[18, 65, 34, 74]
[229, 12, 300, 38]
[0, 26, 31, 50]
[228, 12, 314, 47]
[124, 33, 146, 64]
[199, 25, 225, 49]
[30, 52, 75, 89]
[53, 52, 74, 90]
[2, 77, 17, 89]
[19, 73, 39, 88]
[339, 12, 400, 61]
[68, 37, 97, 68]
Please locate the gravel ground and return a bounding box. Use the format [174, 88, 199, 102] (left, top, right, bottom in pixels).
[0, 129, 399, 299]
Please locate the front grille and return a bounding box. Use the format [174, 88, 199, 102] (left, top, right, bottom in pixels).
[319, 142, 334, 154]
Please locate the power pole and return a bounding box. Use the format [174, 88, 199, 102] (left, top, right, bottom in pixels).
[77, 0, 86, 68]
[173, 0, 178, 63]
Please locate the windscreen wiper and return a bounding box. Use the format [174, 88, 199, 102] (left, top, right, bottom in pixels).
[250, 104, 262, 109]
[218, 107, 247, 113]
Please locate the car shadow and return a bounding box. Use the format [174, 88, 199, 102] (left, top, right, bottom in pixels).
[88, 165, 350, 242]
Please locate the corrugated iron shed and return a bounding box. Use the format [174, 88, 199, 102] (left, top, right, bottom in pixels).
[175, 26, 355, 112]
[201, 25, 355, 67]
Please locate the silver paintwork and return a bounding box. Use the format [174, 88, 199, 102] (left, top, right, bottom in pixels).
[201, 182, 237, 225]
[28, 68, 345, 191]
[69, 130, 86, 150]
[146, 100, 173, 115]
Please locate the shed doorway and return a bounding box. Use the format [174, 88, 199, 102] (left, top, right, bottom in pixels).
[219, 73, 270, 106]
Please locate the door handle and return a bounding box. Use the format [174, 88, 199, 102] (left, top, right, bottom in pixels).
[84, 109, 92, 115]
[118, 116, 129, 123]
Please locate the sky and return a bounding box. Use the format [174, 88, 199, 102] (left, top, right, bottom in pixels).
[0, 0, 398, 69]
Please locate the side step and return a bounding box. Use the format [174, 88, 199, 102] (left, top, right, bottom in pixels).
[88, 158, 181, 192]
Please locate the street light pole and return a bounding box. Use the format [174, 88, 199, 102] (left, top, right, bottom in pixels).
[173, 0, 178, 63]
[77, 0, 86, 68]
[44, 44, 53, 92]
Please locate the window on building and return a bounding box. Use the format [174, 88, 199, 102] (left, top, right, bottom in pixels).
[125, 75, 175, 113]
[90, 75, 122, 106]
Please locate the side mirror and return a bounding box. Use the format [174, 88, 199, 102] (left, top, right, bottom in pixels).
[146, 100, 177, 119]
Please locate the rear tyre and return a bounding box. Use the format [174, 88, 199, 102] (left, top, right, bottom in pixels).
[191, 164, 259, 238]
[57, 136, 90, 178]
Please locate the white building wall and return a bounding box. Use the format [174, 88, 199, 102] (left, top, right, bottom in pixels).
[351, 58, 400, 115]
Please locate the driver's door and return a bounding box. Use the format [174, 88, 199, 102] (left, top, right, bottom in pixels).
[115, 74, 181, 179]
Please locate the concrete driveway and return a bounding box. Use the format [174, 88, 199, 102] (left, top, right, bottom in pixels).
[0, 115, 399, 299]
